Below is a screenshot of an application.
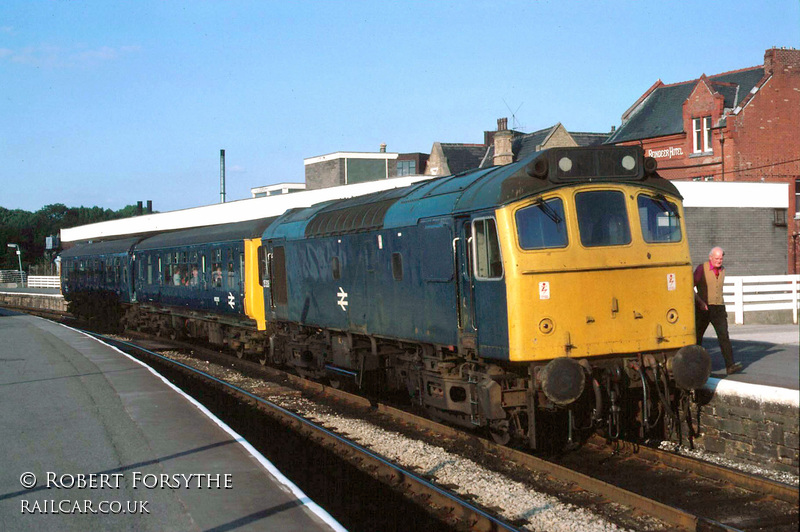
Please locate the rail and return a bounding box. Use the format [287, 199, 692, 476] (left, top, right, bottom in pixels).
[27, 275, 61, 288]
[724, 274, 800, 324]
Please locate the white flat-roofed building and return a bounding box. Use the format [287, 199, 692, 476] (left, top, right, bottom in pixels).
[251, 183, 306, 198]
[61, 174, 433, 244]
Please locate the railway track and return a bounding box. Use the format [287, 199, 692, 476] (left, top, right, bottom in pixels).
[85, 328, 523, 532]
[85, 328, 799, 532]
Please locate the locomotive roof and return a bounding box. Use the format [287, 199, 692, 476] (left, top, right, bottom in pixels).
[60, 236, 142, 259]
[263, 146, 682, 240]
[136, 218, 277, 251]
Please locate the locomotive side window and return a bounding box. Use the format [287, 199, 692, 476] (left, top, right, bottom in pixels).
[637, 194, 682, 243]
[515, 197, 568, 250]
[472, 217, 503, 279]
[332, 256, 341, 280]
[391, 253, 403, 281]
[575, 190, 631, 247]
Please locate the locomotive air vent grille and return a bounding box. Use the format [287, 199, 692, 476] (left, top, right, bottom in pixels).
[305, 199, 397, 238]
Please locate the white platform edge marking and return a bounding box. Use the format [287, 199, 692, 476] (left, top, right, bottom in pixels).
[57, 322, 347, 532]
[705, 377, 800, 408]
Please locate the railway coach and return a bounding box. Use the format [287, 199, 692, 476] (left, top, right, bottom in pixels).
[259, 145, 711, 446]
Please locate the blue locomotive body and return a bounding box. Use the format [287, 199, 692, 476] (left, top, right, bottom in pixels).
[261, 168, 510, 360]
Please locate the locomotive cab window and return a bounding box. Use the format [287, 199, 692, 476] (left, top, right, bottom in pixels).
[637, 194, 682, 243]
[575, 190, 631, 247]
[515, 197, 568, 250]
[472, 217, 503, 279]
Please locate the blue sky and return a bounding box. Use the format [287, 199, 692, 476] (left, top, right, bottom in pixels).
[2, 1, 798, 213]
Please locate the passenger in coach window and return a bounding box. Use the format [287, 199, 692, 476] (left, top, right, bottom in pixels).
[190, 266, 199, 286]
[694, 246, 742, 375]
[212, 266, 223, 288]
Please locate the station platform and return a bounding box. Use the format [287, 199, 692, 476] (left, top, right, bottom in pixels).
[0, 310, 345, 532]
[702, 322, 799, 390]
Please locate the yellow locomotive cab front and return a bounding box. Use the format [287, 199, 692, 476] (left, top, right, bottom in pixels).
[499, 185, 697, 363]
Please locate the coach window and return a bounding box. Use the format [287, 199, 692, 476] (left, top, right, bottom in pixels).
[637, 194, 682, 243]
[227, 249, 235, 286]
[391, 253, 403, 281]
[576, 190, 631, 247]
[472, 217, 503, 279]
[515, 197, 568, 250]
[212, 249, 223, 288]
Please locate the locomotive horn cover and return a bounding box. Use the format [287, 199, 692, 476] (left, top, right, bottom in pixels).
[671, 345, 712, 390]
[541, 357, 586, 405]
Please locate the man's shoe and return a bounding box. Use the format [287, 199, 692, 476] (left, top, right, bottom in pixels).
[726, 362, 743, 375]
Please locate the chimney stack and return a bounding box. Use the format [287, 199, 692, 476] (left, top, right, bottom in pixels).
[380, 143, 387, 153]
[493, 117, 513, 166]
[146, 200, 153, 214]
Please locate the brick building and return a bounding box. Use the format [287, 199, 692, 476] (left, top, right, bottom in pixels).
[607, 47, 800, 273]
[304, 145, 428, 190]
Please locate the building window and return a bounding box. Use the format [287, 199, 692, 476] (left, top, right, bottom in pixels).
[795, 179, 800, 219]
[397, 160, 416, 176]
[693, 116, 712, 153]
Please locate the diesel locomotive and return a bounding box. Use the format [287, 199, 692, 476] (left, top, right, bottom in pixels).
[60, 145, 712, 448]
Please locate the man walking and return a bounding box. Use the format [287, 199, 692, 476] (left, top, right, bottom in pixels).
[694, 247, 742, 375]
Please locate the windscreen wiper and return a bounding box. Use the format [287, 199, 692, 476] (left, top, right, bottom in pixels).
[654, 194, 680, 218]
[535, 198, 562, 224]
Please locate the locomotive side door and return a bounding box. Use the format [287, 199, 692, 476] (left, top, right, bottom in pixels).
[454, 216, 477, 350]
[468, 215, 508, 360]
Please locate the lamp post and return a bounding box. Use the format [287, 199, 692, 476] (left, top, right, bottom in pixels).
[7, 243, 23, 284]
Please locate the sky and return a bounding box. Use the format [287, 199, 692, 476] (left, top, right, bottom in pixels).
[1, 1, 798, 213]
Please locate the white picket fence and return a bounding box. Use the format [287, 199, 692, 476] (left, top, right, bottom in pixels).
[724, 275, 800, 324]
[27, 275, 61, 289]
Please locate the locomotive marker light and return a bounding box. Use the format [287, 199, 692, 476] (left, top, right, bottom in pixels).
[671, 345, 712, 390]
[540, 357, 586, 405]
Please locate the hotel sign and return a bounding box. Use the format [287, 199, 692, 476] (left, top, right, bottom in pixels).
[647, 147, 683, 159]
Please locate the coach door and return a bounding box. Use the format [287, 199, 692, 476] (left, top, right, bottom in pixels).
[454, 217, 477, 349]
[264, 240, 289, 321]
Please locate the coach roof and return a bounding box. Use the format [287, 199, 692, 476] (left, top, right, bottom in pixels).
[60, 236, 141, 259]
[137, 218, 276, 251]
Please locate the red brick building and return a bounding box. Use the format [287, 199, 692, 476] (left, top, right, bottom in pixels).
[607, 47, 800, 273]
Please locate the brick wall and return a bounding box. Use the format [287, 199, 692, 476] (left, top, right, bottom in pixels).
[305, 159, 344, 190]
[684, 207, 788, 275]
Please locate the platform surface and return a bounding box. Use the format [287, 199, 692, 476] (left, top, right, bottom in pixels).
[701, 322, 799, 390]
[0, 310, 344, 531]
